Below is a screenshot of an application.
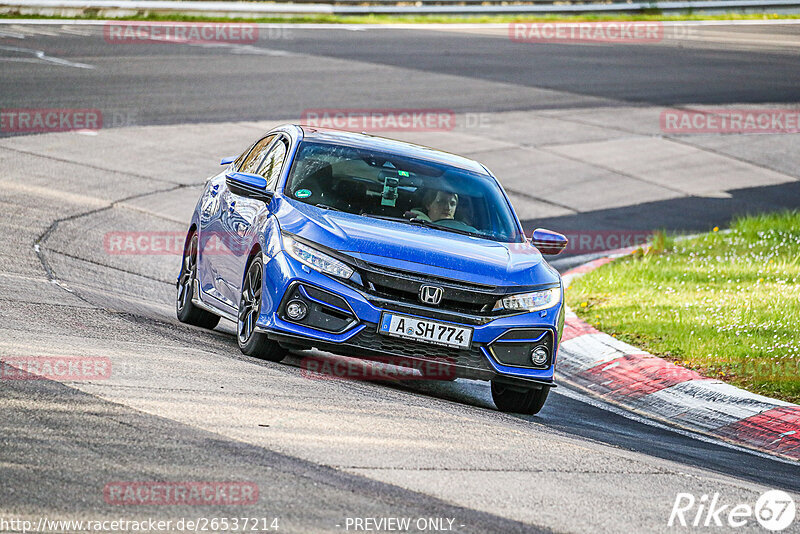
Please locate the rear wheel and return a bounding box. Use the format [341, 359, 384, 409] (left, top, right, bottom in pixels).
[491, 380, 550, 415]
[237, 256, 286, 362]
[176, 232, 220, 329]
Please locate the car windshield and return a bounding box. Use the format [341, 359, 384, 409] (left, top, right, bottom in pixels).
[284, 141, 524, 243]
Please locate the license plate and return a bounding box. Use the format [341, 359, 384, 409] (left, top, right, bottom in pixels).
[378, 312, 473, 350]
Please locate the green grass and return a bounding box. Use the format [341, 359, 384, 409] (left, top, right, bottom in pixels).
[1, 12, 799, 24]
[566, 211, 800, 404]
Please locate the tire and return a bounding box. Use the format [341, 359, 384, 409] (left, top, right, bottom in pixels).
[176, 232, 220, 330]
[237, 256, 286, 362]
[491, 380, 550, 415]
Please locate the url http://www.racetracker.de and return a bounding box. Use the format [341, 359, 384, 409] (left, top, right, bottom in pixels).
[0, 516, 281, 533]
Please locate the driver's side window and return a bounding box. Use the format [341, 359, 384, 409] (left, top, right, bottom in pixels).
[237, 135, 276, 174]
[257, 138, 289, 191]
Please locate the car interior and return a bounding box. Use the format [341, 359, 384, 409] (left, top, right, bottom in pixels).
[288, 156, 485, 233]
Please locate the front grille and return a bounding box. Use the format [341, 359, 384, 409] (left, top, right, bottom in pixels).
[356, 262, 503, 315]
[345, 325, 494, 373]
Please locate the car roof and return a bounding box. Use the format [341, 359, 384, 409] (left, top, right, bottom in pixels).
[295, 125, 488, 174]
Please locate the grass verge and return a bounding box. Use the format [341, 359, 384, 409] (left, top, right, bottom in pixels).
[1, 12, 799, 24]
[566, 211, 800, 404]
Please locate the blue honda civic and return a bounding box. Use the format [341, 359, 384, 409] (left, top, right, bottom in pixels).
[177, 124, 567, 414]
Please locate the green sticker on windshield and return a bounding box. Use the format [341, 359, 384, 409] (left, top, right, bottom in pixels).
[398, 170, 409, 177]
[295, 189, 312, 198]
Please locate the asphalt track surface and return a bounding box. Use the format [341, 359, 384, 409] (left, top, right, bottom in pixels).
[1, 22, 799, 533]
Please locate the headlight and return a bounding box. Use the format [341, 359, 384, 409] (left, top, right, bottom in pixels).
[282, 234, 354, 279]
[494, 287, 560, 312]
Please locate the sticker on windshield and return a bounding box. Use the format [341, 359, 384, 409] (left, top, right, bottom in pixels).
[295, 189, 312, 198]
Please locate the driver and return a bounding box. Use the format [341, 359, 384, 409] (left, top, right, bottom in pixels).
[408, 190, 458, 222]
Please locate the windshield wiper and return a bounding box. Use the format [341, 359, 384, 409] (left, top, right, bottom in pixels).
[363, 213, 480, 238]
[361, 213, 406, 222]
[315, 203, 341, 212]
[407, 218, 478, 237]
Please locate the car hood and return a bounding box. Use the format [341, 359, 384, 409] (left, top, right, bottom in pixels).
[274, 197, 560, 287]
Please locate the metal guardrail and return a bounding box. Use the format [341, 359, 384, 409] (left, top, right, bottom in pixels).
[2, 0, 800, 15]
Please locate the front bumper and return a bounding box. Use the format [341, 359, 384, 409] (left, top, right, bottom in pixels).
[255, 251, 563, 386]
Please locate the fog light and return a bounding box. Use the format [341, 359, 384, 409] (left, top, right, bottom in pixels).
[531, 346, 549, 366]
[286, 300, 308, 321]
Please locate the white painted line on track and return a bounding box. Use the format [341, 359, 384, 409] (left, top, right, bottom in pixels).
[0, 29, 26, 37]
[186, 42, 297, 56]
[0, 44, 94, 68]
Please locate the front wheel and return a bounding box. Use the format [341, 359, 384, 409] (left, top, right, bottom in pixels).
[176, 232, 220, 330]
[491, 380, 550, 415]
[237, 256, 286, 362]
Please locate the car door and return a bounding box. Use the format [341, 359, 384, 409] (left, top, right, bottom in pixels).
[196, 170, 226, 305]
[201, 134, 275, 308]
[221, 135, 289, 308]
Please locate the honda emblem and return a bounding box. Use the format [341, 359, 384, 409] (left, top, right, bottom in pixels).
[419, 285, 444, 306]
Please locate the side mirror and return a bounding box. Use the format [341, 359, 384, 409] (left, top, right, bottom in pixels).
[531, 228, 568, 255]
[220, 156, 235, 165]
[225, 172, 274, 203]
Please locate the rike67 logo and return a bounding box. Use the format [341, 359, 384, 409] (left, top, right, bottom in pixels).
[669, 490, 796, 531]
